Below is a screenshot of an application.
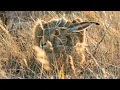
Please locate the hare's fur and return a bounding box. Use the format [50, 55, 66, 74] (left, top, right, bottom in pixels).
[32, 17, 99, 69]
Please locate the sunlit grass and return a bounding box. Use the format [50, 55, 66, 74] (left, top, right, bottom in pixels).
[0, 11, 119, 79]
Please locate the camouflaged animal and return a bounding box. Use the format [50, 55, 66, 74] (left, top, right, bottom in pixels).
[32, 17, 99, 67]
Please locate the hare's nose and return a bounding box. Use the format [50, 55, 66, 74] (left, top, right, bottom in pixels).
[41, 43, 46, 46]
[41, 43, 46, 48]
[40, 40, 47, 48]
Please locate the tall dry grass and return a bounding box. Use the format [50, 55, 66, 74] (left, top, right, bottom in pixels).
[0, 11, 119, 79]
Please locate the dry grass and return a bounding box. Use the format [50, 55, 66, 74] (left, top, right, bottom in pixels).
[0, 11, 119, 79]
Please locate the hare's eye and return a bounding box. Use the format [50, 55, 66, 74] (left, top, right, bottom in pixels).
[53, 29, 60, 36]
[72, 20, 77, 23]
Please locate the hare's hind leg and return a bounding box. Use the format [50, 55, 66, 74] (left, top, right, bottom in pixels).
[80, 46, 86, 65]
[75, 43, 86, 65]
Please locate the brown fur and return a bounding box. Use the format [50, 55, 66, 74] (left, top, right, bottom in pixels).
[32, 17, 99, 70]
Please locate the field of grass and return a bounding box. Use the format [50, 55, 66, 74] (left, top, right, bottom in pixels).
[0, 11, 120, 79]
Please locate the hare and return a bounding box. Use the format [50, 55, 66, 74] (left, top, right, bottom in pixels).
[32, 17, 99, 70]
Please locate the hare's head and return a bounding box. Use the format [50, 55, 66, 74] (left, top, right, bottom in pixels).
[32, 17, 99, 51]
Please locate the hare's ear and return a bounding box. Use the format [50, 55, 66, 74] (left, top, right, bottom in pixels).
[57, 17, 68, 27]
[41, 20, 47, 28]
[53, 29, 60, 36]
[68, 22, 99, 32]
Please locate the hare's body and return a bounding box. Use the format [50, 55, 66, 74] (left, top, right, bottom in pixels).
[32, 17, 99, 69]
